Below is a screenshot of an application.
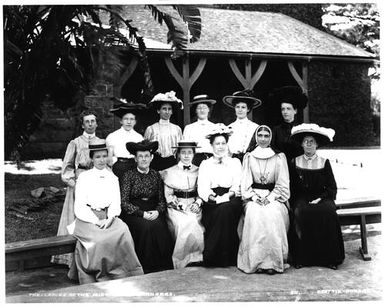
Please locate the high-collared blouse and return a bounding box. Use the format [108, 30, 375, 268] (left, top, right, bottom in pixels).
[144, 120, 183, 157]
[227, 118, 259, 154]
[106, 127, 143, 162]
[183, 119, 216, 153]
[197, 156, 242, 202]
[73, 167, 121, 224]
[61, 133, 100, 185]
[161, 162, 203, 206]
[120, 168, 167, 217]
[241, 151, 290, 203]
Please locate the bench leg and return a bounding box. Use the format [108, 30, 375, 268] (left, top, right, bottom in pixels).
[359, 215, 371, 261]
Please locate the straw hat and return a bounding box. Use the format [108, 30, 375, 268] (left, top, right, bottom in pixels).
[290, 123, 335, 147]
[223, 89, 262, 111]
[150, 91, 183, 111]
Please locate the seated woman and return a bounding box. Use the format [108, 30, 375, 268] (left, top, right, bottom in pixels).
[67, 139, 143, 284]
[289, 123, 345, 269]
[161, 141, 205, 268]
[237, 125, 290, 275]
[198, 124, 243, 267]
[120, 140, 174, 274]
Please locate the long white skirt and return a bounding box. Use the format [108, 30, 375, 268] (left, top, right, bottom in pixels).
[67, 218, 144, 284]
[167, 205, 204, 269]
[237, 198, 290, 273]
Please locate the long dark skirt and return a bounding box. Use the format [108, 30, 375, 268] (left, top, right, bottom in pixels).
[201, 188, 243, 267]
[292, 198, 345, 267]
[120, 199, 174, 274]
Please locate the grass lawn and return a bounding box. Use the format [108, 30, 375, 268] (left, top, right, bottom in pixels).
[4, 173, 65, 243]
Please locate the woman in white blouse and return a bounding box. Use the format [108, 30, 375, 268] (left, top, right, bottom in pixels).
[197, 124, 243, 267]
[237, 125, 290, 275]
[67, 139, 143, 284]
[161, 141, 204, 268]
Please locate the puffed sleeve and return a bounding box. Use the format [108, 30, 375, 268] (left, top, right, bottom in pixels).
[144, 125, 153, 141]
[319, 159, 337, 200]
[161, 170, 177, 204]
[198, 160, 215, 202]
[107, 174, 121, 218]
[61, 140, 76, 185]
[229, 158, 242, 197]
[183, 124, 191, 140]
[269, 153, 290, 203]
[74, 173, 99, 224]
[105, 133, 117, 165]
[120, 171, 144, 217]
[156, 172, 167, 213]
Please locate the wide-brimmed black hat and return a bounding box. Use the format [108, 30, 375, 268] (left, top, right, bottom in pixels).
[150, 91, 183, 111]
[189, 94, 216, 112]
[290, 123, 335, 147]
[270, 86, 308, 110]
[172, 140, 201, 149]
[110, 98, 147, 118]
[126, 140, 159, 155]
[223, 89, 262, 111]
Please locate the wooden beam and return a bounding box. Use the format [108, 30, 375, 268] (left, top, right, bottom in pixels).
[302, 63, 309, 123]
[288, 61, 305, 90]
[229, 59, 247, 88]
[250, 60, 267, 88]
[165, 56, 207, 126]
[165, 57, 184, 87]
[115, 57, 139, 96]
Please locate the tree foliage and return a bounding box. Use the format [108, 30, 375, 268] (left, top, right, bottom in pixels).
[4, 5, 201, 159]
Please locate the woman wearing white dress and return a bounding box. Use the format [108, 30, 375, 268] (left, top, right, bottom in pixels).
[237, 125, 290, 275]
[67, 139, 143, 284]
[161, 141, 204, 268]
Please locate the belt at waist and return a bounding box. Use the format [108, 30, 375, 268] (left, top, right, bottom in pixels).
[174, 190, 198, 199]
[77, 165, 88, 170]
[212, 187, 230, 196]
[117, 157, 134, 162]
[252, 182, 275, 191]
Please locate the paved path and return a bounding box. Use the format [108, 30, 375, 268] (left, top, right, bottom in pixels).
[6, 231, 383, 303]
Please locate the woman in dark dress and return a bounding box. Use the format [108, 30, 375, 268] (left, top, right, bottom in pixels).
[270, 86, 308, 161]
[197, 124, 243, 267]
[120, 140, 174, 274]
[289, 124, 345, 269]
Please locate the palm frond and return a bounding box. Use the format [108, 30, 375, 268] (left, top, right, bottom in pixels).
[172, 5, 201, 43]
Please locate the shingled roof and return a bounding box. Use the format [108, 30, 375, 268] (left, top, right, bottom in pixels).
[117, 6, 375, 59]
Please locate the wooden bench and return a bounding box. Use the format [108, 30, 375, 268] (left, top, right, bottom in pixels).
[337, 206, 381, 261]
[5, 198, 381, 272]
[5, 235, 76, 272]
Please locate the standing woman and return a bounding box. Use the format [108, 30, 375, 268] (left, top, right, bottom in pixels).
[161, 141, 205, 268]
[52, 110, 100, 266]
[67, 139, 143, 284]
[238, 125, 290, 275]
[289, 123, 344, 269]
[120, 140, 174, 273]
[198, 124, 243, 267]
[183, 95, 217, 166]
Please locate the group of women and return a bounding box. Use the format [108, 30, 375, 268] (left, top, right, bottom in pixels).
[66, 115, 345, 284]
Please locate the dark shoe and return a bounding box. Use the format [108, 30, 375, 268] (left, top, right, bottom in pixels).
[266, 269, 276, 275]
[255, 268, 263, 274]
[328, 264, 338, 270]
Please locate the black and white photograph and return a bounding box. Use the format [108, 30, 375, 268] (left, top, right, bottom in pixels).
[2, 0, 382, 303]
